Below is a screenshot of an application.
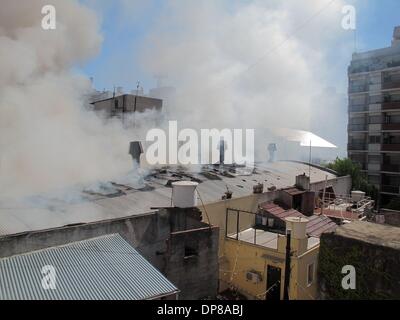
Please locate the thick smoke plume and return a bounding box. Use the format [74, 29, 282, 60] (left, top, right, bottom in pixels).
[136, 0, 352, 159]
[0, 0, 134, 200]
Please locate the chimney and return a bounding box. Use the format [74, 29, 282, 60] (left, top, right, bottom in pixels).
[268, 143, 277, 163]
[129, 141, 143, 166]
[295, 173, 310, 191]
[219, 139, 226, 165]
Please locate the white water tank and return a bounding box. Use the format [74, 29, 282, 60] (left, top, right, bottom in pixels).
[285, 217, 309, 240]
[351, 190, 365, 202]
[171, 181, 199, 208]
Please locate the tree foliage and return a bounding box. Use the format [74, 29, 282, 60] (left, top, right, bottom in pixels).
[326, 158, 378, 201]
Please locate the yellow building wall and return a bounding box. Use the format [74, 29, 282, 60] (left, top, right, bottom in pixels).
[221, 237, 319, 300]
[196, 191, 319, 300]
[197, 192, 276, 254]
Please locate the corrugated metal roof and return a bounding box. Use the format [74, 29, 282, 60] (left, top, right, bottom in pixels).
[0, 161, 338, 236]
[282, 187, 305, 196]
[260, 202, 337, 238]
[0, 234, 178, 300]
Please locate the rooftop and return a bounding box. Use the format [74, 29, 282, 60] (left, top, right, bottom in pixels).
[334, 221, 400, 250]
[90, 93, 162, 105]
[0, 161, 337, 236]
[229, 227, 319, 250]
[0, 234, 178, 300]
[260, 202, 338, 238]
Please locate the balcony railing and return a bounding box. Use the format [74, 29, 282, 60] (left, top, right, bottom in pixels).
[349, 85, 368, 93]
[382, 80, 400, 90]
[349, 105, 367, 112]
[348, 143, 367, 151]
[382, 101, 400, 110]
[382, 164, 400, 172]
[349, 61, 400, 74]
[348, 124, 367, 131]
[381, 144, 400, 152]
[381, 185, 400, 194]
[382, 123, 400, 131]
[348, 66, 370, 74]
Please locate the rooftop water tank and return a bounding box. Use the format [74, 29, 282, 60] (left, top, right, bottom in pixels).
[171, 181, 199, 208]
[285, 217, 309, 240]
[351, 190, 365, 202]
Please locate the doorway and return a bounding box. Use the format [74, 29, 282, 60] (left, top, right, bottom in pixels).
[266, 265, 281, 300]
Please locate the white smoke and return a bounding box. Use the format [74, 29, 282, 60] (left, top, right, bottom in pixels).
[0, 0, 355, 202]
[0, 0, 137, 200]
[135, 0, 353, 158]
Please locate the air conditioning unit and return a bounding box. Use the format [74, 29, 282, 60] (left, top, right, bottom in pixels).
[246, 271, 262, 284]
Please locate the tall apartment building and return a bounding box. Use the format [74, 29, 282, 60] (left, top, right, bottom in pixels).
[348, 26, 400, 207]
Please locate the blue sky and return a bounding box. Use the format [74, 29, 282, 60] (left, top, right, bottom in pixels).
[80, 0, 400, 93]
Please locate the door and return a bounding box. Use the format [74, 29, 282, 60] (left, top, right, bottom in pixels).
[266, 265, 281, 300]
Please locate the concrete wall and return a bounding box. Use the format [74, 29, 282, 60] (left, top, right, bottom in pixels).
[0, 208, 219, 300]
[311, 175, 352, 197]
[318, 230, 400, 299]
[381, 209, 400, 227]
[165, 226, 219, 300]
[198, 191, 278, 254]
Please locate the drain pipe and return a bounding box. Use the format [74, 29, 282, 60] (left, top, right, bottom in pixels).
[283, 229, 291, 300]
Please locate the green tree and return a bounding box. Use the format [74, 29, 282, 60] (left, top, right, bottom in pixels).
[326, 158, 378, 201]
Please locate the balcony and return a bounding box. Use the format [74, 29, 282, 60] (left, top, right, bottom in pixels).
[349, 85, 368, 93]
[382, 123, 400, 131]
[382, 164, 400, 172]
[381, 185, 400, 194]
[348, 124, 367, 132]
[382, 101, 400, 110]
[349, 105, 367, 112]
[381, 144, 400, 152]
[348, 66, 370, 74]
[348, 143, 367, 151]
[382, 80, 400, 90]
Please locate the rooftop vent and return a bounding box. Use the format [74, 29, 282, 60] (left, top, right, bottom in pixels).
[219, 139, 226, 165]
[129, 141, 144, 165]
[268, 143, 277, 163]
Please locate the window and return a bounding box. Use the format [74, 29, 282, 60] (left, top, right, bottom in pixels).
[184, 242, 199, 258]
[369, 136, 381, 144]
[369, 115, 382, 124]
[368, 155, 381, 164]
[307, 263, 315, 286]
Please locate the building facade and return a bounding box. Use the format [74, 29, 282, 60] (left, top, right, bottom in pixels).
[348, 26, 400, 207]
[221, 215, 320, 300]
[91, 94, 163, 116]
